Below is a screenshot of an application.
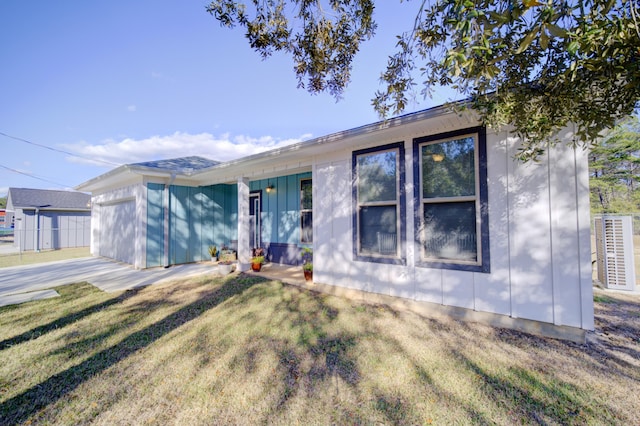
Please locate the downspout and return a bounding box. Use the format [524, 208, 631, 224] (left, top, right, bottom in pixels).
[163, 172, 177, 268]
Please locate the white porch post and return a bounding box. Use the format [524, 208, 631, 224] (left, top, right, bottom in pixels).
[237, 177, 250, 272]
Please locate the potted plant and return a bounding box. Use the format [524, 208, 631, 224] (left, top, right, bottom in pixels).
[251, 247, 265, 272]
[218, 260, 234, 275]
[301, 247, 313, 281]
[208, 245, 218, 262]
[303, 262, 313, 281]
[219, 245, 237, 263]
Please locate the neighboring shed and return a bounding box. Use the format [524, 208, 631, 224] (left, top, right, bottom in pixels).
[6, 188, 91, 251]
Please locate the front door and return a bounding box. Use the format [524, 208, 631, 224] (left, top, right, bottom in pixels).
[249, 191, 261, 250]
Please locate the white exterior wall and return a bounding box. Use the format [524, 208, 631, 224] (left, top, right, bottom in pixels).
[90, 183, 147, 269]
[313, 126, 593, 330]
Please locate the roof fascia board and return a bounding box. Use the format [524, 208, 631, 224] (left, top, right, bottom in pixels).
[76, 165, 177, 192]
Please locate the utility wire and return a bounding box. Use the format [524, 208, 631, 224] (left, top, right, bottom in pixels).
[0, 131, 122, 167]
[0, 163, 72, 189]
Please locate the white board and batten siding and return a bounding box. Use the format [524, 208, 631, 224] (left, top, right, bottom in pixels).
[313, 125, 594, 331]
[90, 183, 148, 269]
[99, 200, 136, 264]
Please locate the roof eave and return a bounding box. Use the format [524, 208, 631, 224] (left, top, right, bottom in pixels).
[75, 165, 180, 192]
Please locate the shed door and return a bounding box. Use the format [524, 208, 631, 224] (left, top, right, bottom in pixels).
[99, 200, 135, 265]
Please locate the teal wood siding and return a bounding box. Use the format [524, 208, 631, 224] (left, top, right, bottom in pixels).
[250, 172, 311, 245]
[170, 185, 190, 264]
[146, 183, 165, 268]
[168, 184, 237, 265]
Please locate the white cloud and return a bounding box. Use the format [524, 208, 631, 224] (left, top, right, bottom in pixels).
[62, 132, 313, 167]
[127, 105, 137, 112]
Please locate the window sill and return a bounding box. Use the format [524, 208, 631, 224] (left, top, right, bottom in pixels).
[415, 259, 490, 273]
[354, 254, 406, 266]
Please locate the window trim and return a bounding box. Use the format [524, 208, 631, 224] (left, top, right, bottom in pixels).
[413, 127, 490, 273]
[300, 177, 313, 244]
[352, 141, 406, 265]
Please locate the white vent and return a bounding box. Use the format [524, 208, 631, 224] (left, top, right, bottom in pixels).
[594, 216, 637, 291]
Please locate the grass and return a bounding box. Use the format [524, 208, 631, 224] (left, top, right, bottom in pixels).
[0, 247, 90, 268]
[0, 275, 638, 425]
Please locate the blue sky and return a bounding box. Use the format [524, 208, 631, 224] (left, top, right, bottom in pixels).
[0, 1, 458, 198]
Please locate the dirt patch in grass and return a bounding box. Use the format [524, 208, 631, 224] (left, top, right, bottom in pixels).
[0, 276, 638, 425]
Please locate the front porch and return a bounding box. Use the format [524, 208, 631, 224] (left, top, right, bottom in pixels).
[245, 262, 308, 286]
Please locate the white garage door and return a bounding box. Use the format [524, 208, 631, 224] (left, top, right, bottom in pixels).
[99, 200, 136, 265]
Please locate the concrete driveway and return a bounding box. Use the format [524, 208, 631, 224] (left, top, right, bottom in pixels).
[0, 257, 219, 307]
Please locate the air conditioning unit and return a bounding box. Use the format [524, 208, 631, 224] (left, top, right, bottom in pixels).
[594, 215, 637, 291]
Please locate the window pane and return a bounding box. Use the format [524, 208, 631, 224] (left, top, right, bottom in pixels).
[301, 179, 312, 210]
[301, 211, 313, 243]
[422, 137, 475, 198]
[357, 151, 397, 203]
[359, 205, 397, 255]
[423, 202, 477, 261]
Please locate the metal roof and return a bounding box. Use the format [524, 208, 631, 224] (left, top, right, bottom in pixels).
[7, 188, 91, 210]
[131, 156, 219, 171]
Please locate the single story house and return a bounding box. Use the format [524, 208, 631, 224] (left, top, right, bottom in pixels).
[76, 105, 594, 338]
[6, 188, 91, 251]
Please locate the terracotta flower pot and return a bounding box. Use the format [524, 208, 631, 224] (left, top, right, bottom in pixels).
[251, 262, 262, 272]
[304, 270, 312, 281]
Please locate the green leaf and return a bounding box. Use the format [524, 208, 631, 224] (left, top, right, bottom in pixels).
[567, 41, 580, 55]
[540, 31, 549, 49]
[516, 30, 538, 54]
[547, 24, 567, 38]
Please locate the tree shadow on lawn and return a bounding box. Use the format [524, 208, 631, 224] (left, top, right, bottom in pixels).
[591, 293, 640, 367]
[218, 282, 363, 421]
[185, 281, 640, 424]
[0, 283, 143, 351]
[453, 349, 605, 424]
[0, 274, 263, 425]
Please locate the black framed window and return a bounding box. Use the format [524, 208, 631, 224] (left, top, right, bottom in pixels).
[414, 127, 490, 272]
[353, 142, 406, 264]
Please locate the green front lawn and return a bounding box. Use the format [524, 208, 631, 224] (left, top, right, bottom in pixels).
[0, 247, 90, 268]
[0, 275, 638, 424]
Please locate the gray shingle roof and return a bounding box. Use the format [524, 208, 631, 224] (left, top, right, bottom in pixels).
[8, 188, 91, 210]
[132, 156, 219, 171]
